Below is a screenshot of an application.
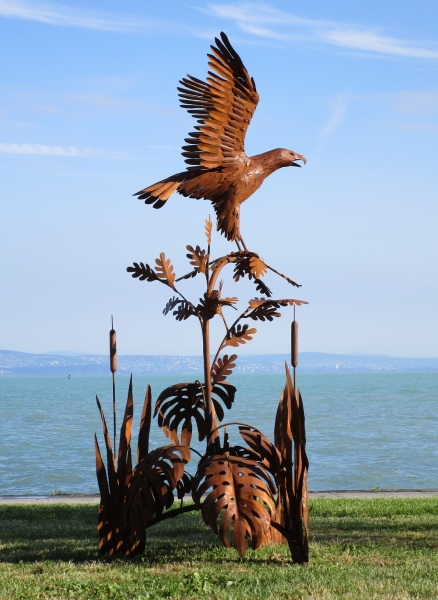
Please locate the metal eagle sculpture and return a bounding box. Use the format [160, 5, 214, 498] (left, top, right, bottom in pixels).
[134, 32, 306, 249]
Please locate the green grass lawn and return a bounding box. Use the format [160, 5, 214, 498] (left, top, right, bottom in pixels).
[0, 498, 437, 599]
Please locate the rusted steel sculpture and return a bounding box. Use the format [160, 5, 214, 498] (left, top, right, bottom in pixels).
[95, 32, 310, 564]
[96, 218, 309, 561]
[134, 32, 305, 248]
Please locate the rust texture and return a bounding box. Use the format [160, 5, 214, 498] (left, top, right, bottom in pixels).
[291, 320, 299, 368]
[96, 32, 310, 564]
[109, 325, 117, 373]
[95, 378, 193, 556]
[134, 32, 305, 248]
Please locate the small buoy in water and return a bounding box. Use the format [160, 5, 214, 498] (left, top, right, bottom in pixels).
[68, 374, 70, 379]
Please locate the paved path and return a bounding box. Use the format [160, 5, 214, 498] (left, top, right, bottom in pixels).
[1, 490, 437, 504]
[309, 489, 438, 499]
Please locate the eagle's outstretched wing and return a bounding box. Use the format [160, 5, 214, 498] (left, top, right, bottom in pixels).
[179, 32, 259, 169]
[134, 32, 260, 241]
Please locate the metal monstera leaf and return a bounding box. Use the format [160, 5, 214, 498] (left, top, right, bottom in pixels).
[123, 444, 190, 554]
[192, 449, 277, 557]
[154, 380, 235, 445]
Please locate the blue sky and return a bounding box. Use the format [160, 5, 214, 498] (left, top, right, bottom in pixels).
[1, 0, 437, 357]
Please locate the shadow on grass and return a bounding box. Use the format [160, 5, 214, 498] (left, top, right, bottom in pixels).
[1, 501, 437, 564]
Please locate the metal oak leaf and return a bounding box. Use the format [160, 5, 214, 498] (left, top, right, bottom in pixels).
[186, 244, 208, 274]
[223, 324, 256, 348]
[197, 292, 218, 321]
[245, 298, 308, 321]
[254, 278, 272, 297]
[232, 253, 301, 288]
[211, 354, 238, 383]
[205, 216, 212, 247]
[176, 269, 198, 282]
[173, 301, 197, 321]
[242, 298, 308, 321]
[163, 296, 182, 316]
[192, 452, 277, 557]
[248, 298, 306, 308]
[221, 297, 238, 307]
[245, 303, 281, 322]
[233, 252, 257, 282]
[249, 255, 268, 279]
[126, 262, 159, 282]
[155, 252, 176, 289]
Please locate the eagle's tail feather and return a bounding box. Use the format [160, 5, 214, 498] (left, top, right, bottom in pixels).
[134, 170, 200, 209]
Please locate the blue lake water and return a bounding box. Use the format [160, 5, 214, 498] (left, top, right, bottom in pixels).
[0, 372, 437, 495]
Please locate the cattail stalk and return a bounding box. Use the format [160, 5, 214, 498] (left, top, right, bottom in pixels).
[291, 306, 298, 389]
[109, 316, 117, 459]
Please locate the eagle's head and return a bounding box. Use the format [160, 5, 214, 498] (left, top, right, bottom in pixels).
[277, 148, 307, 168]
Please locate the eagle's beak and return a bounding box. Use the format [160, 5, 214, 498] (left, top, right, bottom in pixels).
[291, 153, 306, 167]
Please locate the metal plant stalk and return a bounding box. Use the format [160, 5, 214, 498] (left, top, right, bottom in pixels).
[95, 32, 310, 564]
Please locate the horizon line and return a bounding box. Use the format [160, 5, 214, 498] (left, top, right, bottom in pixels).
[1, 349, 438, 361]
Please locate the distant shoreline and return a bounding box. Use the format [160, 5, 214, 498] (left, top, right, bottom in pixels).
[1, 349, 438, 376]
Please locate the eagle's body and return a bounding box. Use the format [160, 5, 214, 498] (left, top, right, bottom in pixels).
[135, 33, 305, 243]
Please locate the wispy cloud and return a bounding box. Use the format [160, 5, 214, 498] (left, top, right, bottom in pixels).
[204, 3, 438, 59]
[0, 0, 163, 32]
[312, 95, 348, 163]
[321, 29, 438, 59]
[320, 96, 348, 142]
[0, 142, 129, 158]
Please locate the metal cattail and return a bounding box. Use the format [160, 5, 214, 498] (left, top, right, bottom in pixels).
[110, 316, 117, 459]
[110, 321, 117, 374]
[291, 306, 298, 389]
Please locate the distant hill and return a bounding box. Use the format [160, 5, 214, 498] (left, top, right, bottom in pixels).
[1, 350, 437, 376]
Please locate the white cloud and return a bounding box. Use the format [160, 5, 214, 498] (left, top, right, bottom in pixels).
[4, 0, 436, 61]
[204, 3, 438, 59]
[0, 142, 128, 158]
[0, 0, 161, 32]
[204, 4, 322, 28]
[322, 29, 438, 59]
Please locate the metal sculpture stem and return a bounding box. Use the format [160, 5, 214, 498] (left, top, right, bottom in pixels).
[208, 254, 236, 294]
[109, 316, 117, 461]
[112, 372, 116, 458]
[146, 503, 198, 529]
[202, 320, 217, 449]
[292, 306, 298, 390]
